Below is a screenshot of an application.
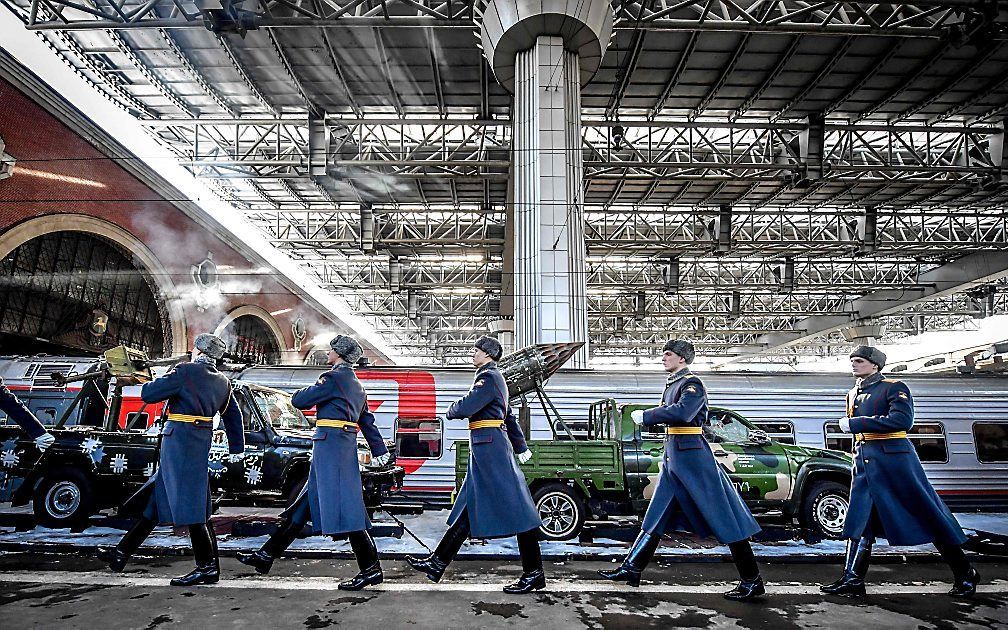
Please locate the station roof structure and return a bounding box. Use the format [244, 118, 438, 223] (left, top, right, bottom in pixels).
[3, 0, 1008, 364]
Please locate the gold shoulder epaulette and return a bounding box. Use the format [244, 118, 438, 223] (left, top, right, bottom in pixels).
[882, 378, 901, 384]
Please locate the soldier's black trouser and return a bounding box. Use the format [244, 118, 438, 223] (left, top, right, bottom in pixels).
[728, 540, 760, 580]
[263, 497, 378, 570]
[116, 516, 217, 567]
[435, 510, 542, 573]
[934, 541, 971, 580]
[116, 516, 156, 555]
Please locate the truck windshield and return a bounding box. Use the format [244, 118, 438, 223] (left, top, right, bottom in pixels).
[706, 410, 755, 443]
[251, 389, 311, 431]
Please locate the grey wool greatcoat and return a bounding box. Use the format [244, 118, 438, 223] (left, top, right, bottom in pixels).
[842, 373, 966, 546]
[124, 360, 245, 526]
[284, 363, 388, 535]
[446, 361, 542, 539]
[640, 369, 761, 544]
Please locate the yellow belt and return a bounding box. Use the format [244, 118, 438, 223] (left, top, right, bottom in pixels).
[168, 413, 212, 424]
[666, 426, 703, 435]
[856, 431, 907, 442]
[469, 419, 504, 430]
[317, 419, 358, 430]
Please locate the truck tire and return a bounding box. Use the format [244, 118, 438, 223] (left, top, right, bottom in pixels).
[801, 480, 850, 541]
[32, 467, 95, 530]
[532, 483, 585, 541]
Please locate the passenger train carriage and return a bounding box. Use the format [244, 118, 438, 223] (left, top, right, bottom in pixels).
[241, 365, 1008, 510]
[2, 356, 1007, 509]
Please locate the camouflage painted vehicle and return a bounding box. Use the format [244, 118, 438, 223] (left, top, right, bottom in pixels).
[456, 398, 853, 541]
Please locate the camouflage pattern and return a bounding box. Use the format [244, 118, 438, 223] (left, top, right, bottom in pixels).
[455, 397, 853, 539]
[631, 404, 850, 508]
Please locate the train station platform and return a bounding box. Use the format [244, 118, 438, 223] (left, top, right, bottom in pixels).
[1, 506, 1005, 564]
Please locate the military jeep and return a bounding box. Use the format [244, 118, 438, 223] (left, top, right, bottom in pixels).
[0, 383, 404, 529]
[456, 398, 853, 542]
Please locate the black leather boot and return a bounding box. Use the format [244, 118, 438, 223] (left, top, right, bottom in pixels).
[936, 541, 979, 598]
[339, 530, 384, 591]
[98, 517, 155, 573]
[406, 516, 469, 583]
[948, 566, 980, 598]
[237, 515, 304, 575]
[724, 575, 765, 601]
[724, 540, 765, 601]
[171, 523, 220, 586]
[504, 529, 546, 594]
[597, 530, 661, 587]
[504, 569, 546, 594]
[820, 537, 871, 597]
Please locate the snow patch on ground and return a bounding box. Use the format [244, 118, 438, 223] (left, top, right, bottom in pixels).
[1, 509, 1004, 559]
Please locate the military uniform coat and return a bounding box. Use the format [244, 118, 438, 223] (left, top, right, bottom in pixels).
[284, 363, 388, 535]
[640, 369, 761, 544]
[446, 361, 542, 539]
[842, 373, 966, 546]
[124, 360, 245, 526]
[0, 379, 47, 439]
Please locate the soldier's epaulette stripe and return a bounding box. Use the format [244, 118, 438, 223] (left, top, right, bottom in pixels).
[882, 378, 902, 383]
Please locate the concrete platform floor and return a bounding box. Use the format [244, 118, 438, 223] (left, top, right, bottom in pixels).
[0, 553, 1004, 629]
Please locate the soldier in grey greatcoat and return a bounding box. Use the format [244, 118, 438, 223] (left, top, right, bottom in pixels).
[405, 336, 545, 594]
[599, 339, 765, 601]
[821, 345, 978, 598]
[98, 333, 245, 586]
[237, 335, 390, 591]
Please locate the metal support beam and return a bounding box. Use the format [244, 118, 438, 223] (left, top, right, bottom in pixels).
[720, 251, 1008, 365]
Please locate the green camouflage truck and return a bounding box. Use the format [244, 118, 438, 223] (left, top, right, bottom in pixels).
[455, 399, 853, 542]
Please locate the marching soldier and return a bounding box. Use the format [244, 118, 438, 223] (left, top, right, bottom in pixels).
[599, 339, 765, 601]
[97, 333, 245, 586]
[406, 336, 545, 594]
[237, 335, 390, 591]
[821, 345, 979, 598]
[1, 378, 55, 451]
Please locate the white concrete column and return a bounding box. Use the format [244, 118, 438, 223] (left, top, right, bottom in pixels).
[512, 37, 588, 367]
[478, 0, 612, 368]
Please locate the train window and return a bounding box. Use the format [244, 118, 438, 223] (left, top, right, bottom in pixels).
[754, 422, 795, 444]
[908, 423, 947, 463]
[973, 423, 1008, 463]
[824, 423, 853, 452]
[395, 417, 442, 459]
[825, 422, 947, 461]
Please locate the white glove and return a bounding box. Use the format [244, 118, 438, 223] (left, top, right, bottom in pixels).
[630, 409, 645, 425]
[839, 417, 851, 433]
[227, 452, 245, 464]
[34, 433, 55, 451]
[516, 449, 532, 464]
[372, 452, 390, 467]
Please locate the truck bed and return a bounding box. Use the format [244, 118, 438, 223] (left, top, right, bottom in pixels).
[455, 439, 624, 491]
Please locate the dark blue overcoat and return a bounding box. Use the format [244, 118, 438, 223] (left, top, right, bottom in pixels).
[640, 369, 761, 544]
[842, 373, 966, 546]
[284, 363, 388, 535]
[0, 379, 46, 439]
[125, 360, 245, 526]
[446, 362, 542, 539]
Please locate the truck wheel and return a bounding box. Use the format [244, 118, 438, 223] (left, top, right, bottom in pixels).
[532, 484, 585, 541]
[801, 480, 850, 541]
[32, 467, 95, 530]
